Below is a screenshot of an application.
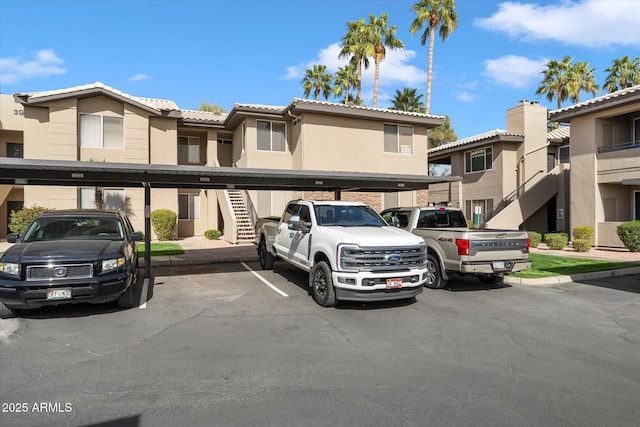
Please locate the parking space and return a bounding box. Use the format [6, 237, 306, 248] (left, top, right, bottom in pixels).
[1, 264, 639, 427]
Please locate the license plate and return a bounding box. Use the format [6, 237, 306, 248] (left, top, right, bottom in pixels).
[492, 261, 506, 270]
[47, 288, 72, 300]
[386, 278, 403, 289]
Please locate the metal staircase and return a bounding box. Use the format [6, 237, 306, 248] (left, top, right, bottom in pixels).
[227, 190, 255, 243]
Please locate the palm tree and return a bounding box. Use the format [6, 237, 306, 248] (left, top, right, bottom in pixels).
[566, 61, 599, 103]
[339, 18, 371, 105]
[389, 88, 424, 112]
[604, 56, 640, 92]
[535, 56, 573, 109]
[410, 0, 458, 114]
[366, 13, 404, 108]
[301, 65, 333, 101]
[333, 64, 358, 104]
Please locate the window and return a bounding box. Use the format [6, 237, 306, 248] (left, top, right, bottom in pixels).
[464, 147, 493, 173]
[257, 120, 285, 152]
[179, 193, 200, 220]
[178, 136, 201, 164]
[384, 124, 413, 154]
[635, 191, 640, 221]
[79, 114, 124, 148]
[634, 118, 640, 142]
[79, 187, 125, 210]
[559, 145, 570, 163]
[6, 142, 23, 158]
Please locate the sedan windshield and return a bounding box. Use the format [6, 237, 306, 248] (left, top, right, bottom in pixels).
[314, 205, 387, 227]
[21, 217, 125, 242]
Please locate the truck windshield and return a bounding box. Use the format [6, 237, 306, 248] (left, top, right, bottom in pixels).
[314, 205, 387, 227]
[21, 217, 125, 242]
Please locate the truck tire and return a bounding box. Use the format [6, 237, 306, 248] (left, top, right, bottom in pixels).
[0, 302, 18, 319]
[425, 253, 447, 289]
[117, 269, 141, 309]
[258, 240, 274, 270]
[311, 261, 336, 307]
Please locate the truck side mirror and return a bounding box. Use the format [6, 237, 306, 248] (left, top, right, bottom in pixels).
[288, 215, 301, 231]
[389, 216, 400, 228]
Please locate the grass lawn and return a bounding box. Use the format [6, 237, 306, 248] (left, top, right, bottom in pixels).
[136, 242, 184, 256]
[513, 253, 639, 279]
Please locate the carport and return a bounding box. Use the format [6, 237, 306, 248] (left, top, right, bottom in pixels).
[0, 157, 460, 294]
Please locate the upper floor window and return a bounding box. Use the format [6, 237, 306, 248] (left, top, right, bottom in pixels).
[79, 114, 124, 148]
[559, 145, 570, 163]
[464, 147, 492, 173]
[6, 142, 23, 158]
[178, 136, 201, 164]
[257, 120, 286, 152]
[384, 124, 413, 154]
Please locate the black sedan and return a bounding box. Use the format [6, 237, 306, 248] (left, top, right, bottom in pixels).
[0, 210, 141, 318]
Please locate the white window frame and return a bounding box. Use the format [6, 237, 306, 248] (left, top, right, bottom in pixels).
[178, 193, 200, 220]
[178, 136, 201, 164]
[384, 124, 413, 154]
[79, 113, 124, 148]
[464, 147, 493, 173]
[257, 120, 286, 152]
[79, 187, 125, 210]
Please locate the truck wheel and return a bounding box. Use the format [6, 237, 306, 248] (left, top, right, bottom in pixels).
[311, 261, 336, 307]
[258, 240, 274, 270]
[478, 274, 503, 284]
[0, 302, 18, 319]
[117, 271, 142, 309]
[425, 253, 447, 289]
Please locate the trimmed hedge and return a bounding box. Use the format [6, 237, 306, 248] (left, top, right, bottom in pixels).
[572, 239, 592, 252]
[573, 225, 594, 240]
[617, 221, 640, 252]
[545, 233, 568, 250]
[151, 209, 177, 241]
[9, 205, 51, 236]
[528, 231, 542, 248]
[204, 229, 222, 240]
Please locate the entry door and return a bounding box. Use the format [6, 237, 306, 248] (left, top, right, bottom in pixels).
[635, 191, 640, 220]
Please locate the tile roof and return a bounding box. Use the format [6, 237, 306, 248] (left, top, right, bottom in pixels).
[290, 98, 445, 120]
[549, 85, 640, 120]
[547, 126, 570, 142]
[428, 129, 523, 154]
[179, 109, 227, 123]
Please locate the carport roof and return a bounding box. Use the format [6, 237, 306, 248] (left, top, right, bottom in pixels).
[0, 158, 460, 192]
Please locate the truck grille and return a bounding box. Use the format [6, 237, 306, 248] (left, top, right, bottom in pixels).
[26, 264, 94, 281]
[340, 245, 427, 271]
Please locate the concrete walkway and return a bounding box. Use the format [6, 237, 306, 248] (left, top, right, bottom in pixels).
[2, 236, 639, 286]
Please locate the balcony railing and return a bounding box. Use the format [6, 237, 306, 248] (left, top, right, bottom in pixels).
[597, 140, 640, 153]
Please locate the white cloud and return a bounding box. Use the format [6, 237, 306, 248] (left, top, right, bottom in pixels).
[475, 0, 640, 48]
[0, 49, 66, 85]
[283, 43, 427, 90]
[456, 91, 477, 102]
[129, 73, 149, 81]
[483, 55, 548, 88]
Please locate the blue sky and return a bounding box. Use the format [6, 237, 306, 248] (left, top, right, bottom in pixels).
[1, 0, 639, 139]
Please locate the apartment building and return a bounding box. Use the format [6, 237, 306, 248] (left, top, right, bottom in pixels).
[428, 86, 640, 248]
[0, 82, 442, 242]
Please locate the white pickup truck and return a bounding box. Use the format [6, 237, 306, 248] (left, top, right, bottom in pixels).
[381, 206, 531, 288]
[255, 200, 428, 307]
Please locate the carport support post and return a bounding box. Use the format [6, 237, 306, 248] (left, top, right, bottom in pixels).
[144, 183, 152, 290]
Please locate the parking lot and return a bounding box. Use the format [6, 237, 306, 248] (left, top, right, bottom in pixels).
[1, 259, 639, 427]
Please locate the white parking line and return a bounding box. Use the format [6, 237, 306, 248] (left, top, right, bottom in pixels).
[241, 262, 289, 297]
[139, 279, 149, 309]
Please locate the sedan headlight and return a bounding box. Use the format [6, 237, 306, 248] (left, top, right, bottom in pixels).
[0, 262, 20, 277]
[102, 258, 124, 272]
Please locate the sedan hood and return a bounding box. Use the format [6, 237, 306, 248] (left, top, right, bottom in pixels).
[319, 225, 424, 247]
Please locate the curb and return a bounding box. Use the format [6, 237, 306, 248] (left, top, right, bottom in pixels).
[504, 266, 640, 286]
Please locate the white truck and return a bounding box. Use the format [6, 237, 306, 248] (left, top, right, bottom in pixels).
[381, 206, 531, 288]
[255, 200, 429, 307]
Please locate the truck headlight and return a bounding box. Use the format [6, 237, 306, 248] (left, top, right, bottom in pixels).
[102, 258, 124, 272]
[338, 244, 360, 271]
[0, 262, 20, 277]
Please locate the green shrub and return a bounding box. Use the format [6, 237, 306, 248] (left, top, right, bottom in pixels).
[573, 225, 594, 240]
[9, 205, 51, 236]
[572, 239, 592, 252]
[151, 209, 176, 241]
[204, 229, 222, 240]
[617, 221, 640, 252]
[527, 231, 542, 248]
[545, 233, 568, 250]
